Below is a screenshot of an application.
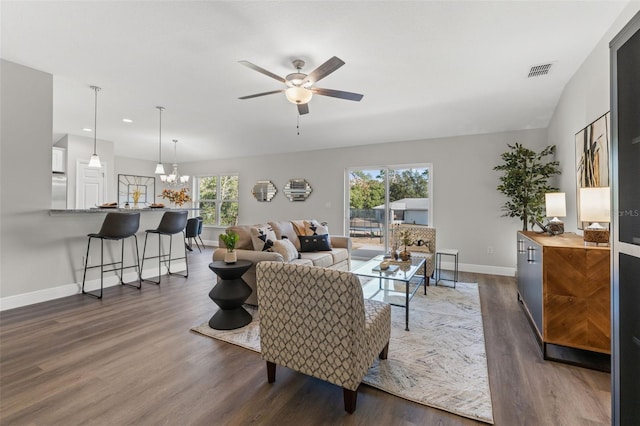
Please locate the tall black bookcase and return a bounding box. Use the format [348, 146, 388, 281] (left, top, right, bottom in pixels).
[610, 11, 640, 426]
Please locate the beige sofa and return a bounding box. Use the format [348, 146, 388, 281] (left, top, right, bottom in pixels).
[212, 220, 351, 305]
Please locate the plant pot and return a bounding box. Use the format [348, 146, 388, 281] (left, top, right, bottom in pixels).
[399, 250, 411, 261]
[224, 251, 237, 264]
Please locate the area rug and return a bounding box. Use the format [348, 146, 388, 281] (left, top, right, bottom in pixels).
[191, 282, 494, 424]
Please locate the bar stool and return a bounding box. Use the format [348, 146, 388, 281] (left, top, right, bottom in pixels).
[435, 248, 459, 288]
[185, 217, 202, 252]
[82, 212, 142, 299]
[141, 210, 189, 285]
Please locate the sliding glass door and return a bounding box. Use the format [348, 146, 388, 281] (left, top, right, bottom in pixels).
[347, 165, 431, 259]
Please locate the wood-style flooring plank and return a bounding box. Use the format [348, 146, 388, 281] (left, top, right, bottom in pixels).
[0, 248, 610, 425]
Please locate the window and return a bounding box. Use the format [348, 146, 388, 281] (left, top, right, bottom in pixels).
[346, 164, 432, 257]
[194, 175, 239, 226]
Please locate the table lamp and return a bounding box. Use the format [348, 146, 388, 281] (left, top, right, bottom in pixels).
[545, 192, 566, 235]
[579, 187, 611, 244]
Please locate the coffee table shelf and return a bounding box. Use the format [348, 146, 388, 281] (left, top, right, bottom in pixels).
[351, 255, 427, 331]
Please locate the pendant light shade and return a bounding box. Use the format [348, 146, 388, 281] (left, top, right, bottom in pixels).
[155, 106, 166, 175]
[87, 86, 102, 169]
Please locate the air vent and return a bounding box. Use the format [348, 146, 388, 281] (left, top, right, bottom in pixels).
[528, 63, 552, 78]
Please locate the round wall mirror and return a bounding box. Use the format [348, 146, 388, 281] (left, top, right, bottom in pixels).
[283, 179, 312, 202]
[252, 180, 277, 202]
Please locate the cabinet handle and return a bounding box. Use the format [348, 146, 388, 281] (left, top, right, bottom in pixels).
[518, 239, 525, 253]
[527, 246, 535, 263]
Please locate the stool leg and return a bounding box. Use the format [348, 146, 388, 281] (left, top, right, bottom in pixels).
[118, 238, 125, 284]
[167, 232, 188, 279]
[98, 239, 104, 299]
[167, 233, 173, 274]
[134, 235, 142, 288]
[183, 231, 189, 277]
[454, 254, 458, 288]
[82, 236, 92, 295]
[141, 232, 161, 285]
[121, 235, 142, 290]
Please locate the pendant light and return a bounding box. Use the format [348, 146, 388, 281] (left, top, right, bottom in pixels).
[154, 106, 166, 175]
[87, 86, 102, 168]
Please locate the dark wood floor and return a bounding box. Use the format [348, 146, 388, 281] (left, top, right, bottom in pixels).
[0, 247, 611, 425]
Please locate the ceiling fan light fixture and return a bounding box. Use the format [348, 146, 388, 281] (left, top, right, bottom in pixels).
[285, 87, 313, 104]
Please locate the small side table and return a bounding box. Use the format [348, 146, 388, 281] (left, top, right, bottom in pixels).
[208, 260, 253, 330]
[435, 249, 459, 288]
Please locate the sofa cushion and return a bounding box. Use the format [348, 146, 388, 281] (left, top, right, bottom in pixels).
[272, 238, 300, 262]
[290, 258, 314, 267]
[250, 225, 277, 252]
[299, 234, 332, 252]
[269, 221, 301, 250]
[224, 225, 255, 250]
[299, 251, 334, 268]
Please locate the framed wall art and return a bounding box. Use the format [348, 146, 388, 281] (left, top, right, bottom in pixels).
[118, 174, 155, 207]
[575, 112, 610, 229]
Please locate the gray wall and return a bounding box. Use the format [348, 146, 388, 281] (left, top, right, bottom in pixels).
[547, 2, 640, 233]
[182, 128, 548, 274]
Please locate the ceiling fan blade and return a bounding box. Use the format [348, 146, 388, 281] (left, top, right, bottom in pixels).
[238, 89, 284, 100]
[238, 60, 286, 83]
[297, 103, 309, 115]
[303, 56, 345, 85]
[311, 87, 364, 102]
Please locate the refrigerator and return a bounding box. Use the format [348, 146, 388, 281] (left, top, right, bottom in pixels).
[51, 173, 67, 209]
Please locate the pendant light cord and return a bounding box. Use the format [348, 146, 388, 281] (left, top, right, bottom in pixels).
[91, 86, 101, 155]
[158, 107, 163, 163]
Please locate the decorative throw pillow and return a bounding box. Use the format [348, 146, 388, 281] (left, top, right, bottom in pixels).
[271, 238, 300, 262]
[304, 219, 329, 236]
[298, 234, 332, 252]
[250, 225, 277, 252]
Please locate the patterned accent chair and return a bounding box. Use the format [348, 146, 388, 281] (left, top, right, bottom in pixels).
[256, 262, 391, 413]
[395, 224, 436, 283]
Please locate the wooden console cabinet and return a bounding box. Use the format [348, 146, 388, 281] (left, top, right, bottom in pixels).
[517, 231, 610, 356]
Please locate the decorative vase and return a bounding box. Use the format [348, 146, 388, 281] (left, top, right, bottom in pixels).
[224, 251, 237, 264]
[399, 249, 411, 261]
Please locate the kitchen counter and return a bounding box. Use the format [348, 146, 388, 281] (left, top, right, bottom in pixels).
[48, 208, 190, 215]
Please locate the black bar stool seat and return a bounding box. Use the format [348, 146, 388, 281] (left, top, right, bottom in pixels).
[82, 212, 142, 299]
[141, 210, 189, 284]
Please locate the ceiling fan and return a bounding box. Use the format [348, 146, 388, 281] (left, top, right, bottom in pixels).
[238, 56, 364, 115]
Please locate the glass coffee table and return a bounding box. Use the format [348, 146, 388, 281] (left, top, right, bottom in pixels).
[351, 255, 427, 331]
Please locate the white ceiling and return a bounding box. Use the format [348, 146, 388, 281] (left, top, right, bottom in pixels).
[1, 1, 629, 162]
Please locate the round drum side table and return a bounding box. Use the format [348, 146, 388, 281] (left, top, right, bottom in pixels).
[208, 260, 253, 330]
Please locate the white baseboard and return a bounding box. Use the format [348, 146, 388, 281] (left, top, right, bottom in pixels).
[0, 261, 186, 312]
[438, 260, 515, 277]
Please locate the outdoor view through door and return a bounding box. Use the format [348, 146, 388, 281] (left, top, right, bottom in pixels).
[347, 165, 431, 259]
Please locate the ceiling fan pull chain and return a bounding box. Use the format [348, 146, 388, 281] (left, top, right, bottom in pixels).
[297, 113, 300, 136]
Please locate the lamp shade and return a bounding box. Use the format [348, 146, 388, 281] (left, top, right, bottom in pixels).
[285, 87, 313, 104]
[579, 187, 611, 223]
[545, 192, 566, 218]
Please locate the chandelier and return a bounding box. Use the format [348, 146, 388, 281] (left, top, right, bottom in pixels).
[161, 139, 189, 187]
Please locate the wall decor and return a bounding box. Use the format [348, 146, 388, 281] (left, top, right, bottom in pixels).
[118, 174, 155, 207]
[575, 112, 610, 229]
[283, 178, 312, 202]
[252, 180, 277, 202]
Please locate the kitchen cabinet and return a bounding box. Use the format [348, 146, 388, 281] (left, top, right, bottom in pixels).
[517, 231, 610, 356]
[52, 147, 66, 173]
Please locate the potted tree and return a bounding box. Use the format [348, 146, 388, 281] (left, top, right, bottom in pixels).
[494, 143, 561, 231]
[219, 229, 239, 263]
